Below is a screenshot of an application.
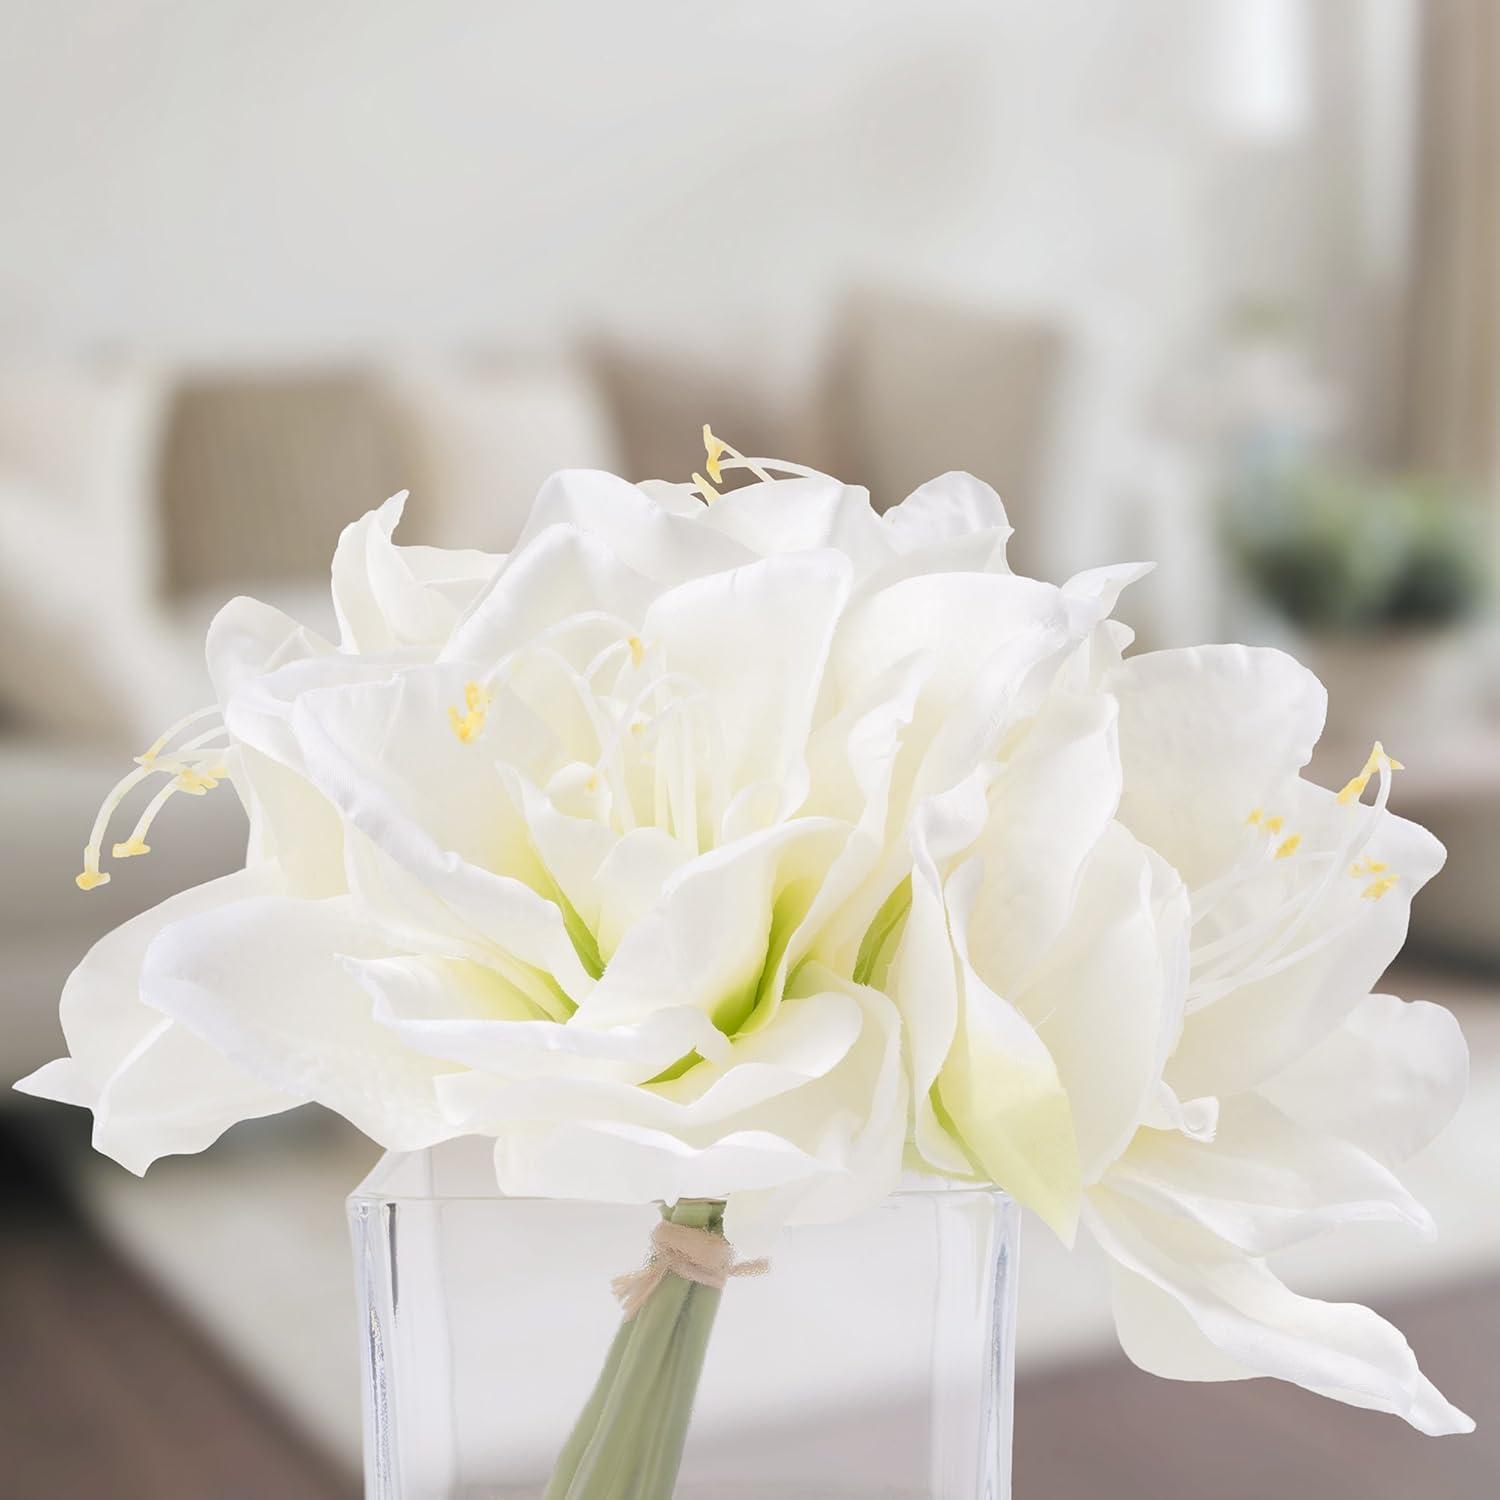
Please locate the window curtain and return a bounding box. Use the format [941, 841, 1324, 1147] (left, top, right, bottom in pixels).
[1404, 0, 1500, 553]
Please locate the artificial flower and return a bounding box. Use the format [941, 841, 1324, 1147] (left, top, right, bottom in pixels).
[897, 633, 1470, 1431]
[19, 443, 1102, 1246]
[16, 435, 1470, 1436]
[1088, 645, 1470, 1434]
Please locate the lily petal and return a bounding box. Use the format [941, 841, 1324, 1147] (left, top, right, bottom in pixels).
[1088, 1187, 1473, 1436]
[1107, 1093, 1434, 1254]
[140, 891, 460, 1151]
[15, 868, 297, 1172]
[1261, 992, 1470, 1168]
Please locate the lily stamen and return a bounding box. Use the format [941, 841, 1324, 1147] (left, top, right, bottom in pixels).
[448, 680, 492, 743]
[112, 758, 230, 859]
[448, 612, 639, 744]
[1188, 746, 1408, 1008]
[137, 704, 224, 767]
[702, 426, 775, 485]
[715, 456, 826, 481]
[77, 717, 229, 890]
[1337, 740, 1404, 805]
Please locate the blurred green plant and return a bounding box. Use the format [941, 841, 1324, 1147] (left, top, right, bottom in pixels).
[1229, 468, 1487, 632]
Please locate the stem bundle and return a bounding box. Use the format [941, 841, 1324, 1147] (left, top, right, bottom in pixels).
[544, 1201, 727, 1500]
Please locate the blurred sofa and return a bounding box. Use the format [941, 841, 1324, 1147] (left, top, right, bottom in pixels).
[0, 295, 1068, 1090]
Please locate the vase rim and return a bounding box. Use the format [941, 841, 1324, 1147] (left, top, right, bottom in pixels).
[347, 1145, 1013, 1207]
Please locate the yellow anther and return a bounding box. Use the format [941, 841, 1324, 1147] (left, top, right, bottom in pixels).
[448, 681, 491, 744]
[1246, 808, 1263, 826]
[1274, 834, 1301, 860]
[1337, 741, 1404, 805]
[174, 767, 221, 795]
[1366, 859, 1388, 873]
[628, 635, 645, 667]
[1362, 876, 1399, 901]
[629, 719, 645, 738]
[111, 837, 151, 859]
[703, 425, 727, 484]
[585, 772, 601, 795]
[75, 870, 110, 892]
[1263, 815, 1284, 835]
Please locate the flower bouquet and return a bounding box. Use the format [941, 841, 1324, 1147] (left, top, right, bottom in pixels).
[19, 432, 1472, 1497]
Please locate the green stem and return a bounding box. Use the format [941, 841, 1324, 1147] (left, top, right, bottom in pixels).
[633, 1279, 723, 1495]
[541, 1318, 639, 1499]
[543, 1201, 727, 1500]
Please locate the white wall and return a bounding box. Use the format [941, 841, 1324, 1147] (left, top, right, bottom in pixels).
[0, 0, 1409, 572]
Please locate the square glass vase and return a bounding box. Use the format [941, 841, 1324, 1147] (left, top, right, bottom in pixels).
[349, 1138, 1019, 1499]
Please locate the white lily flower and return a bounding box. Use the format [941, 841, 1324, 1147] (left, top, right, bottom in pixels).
[897, 633, 1469, 1432]
[15, 438, 1470, 1427]
[1085, 645, 1471, 1434]
[16, 441, 1065, 1248]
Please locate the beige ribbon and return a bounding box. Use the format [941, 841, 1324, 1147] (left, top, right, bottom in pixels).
[611, 1218, 771, 1321]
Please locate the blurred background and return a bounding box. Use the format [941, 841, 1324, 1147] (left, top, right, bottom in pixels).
[2, 1, 1498, 1495]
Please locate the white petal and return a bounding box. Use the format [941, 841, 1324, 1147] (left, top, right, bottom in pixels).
[833, 571, 1068, 718]
[887, 768, 992, 1177]
[232, 743, 347, 897]
[788, 651, 929, 982]
[937, 856, 1082, 1238]
[1260, 992, 1470, 1167]
[350, 954, 722, 1081]
[440, 521, 655, 669]
[819, 616, 1079, 972]
[1142, 1082, 1220, 1141]
[642, 550, 853, 812]
[332, 493, 497, 652]
[512, 469, 752, 584]
[1110, 645, 1328, 887]
[962, 691, 1122, 994]
[879, 471, 1012, 556]
[579, 818, 850, 1034]
[14, 868, 297, 1172]
[1170, 793, 1446, 1100]
[444, 990, 860, 1132]
[1061, 560, 1154, 617]
[223, 649, 408, 784]
[206, 594, 333, 703]
[1107, 1093, 1433, 1254]
[592, 827, 693, 963]
[287, 667, 594, 999]
[651, 989, 864, 1116]
[470, 965, 906, 1241]
[332, 494, 406, 651]
[1022, 825, 1190, 1184]
[141, 891, 459, 1151]
[499, 765, 617, 935]
[205, 596, 345, 892]
[726, 965, 908, 1244]
[1088, 1187, 1473, 1435]
[698, 476, 891, 572]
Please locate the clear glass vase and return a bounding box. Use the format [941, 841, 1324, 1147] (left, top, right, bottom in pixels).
[348, 1138, 1019, 1499]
